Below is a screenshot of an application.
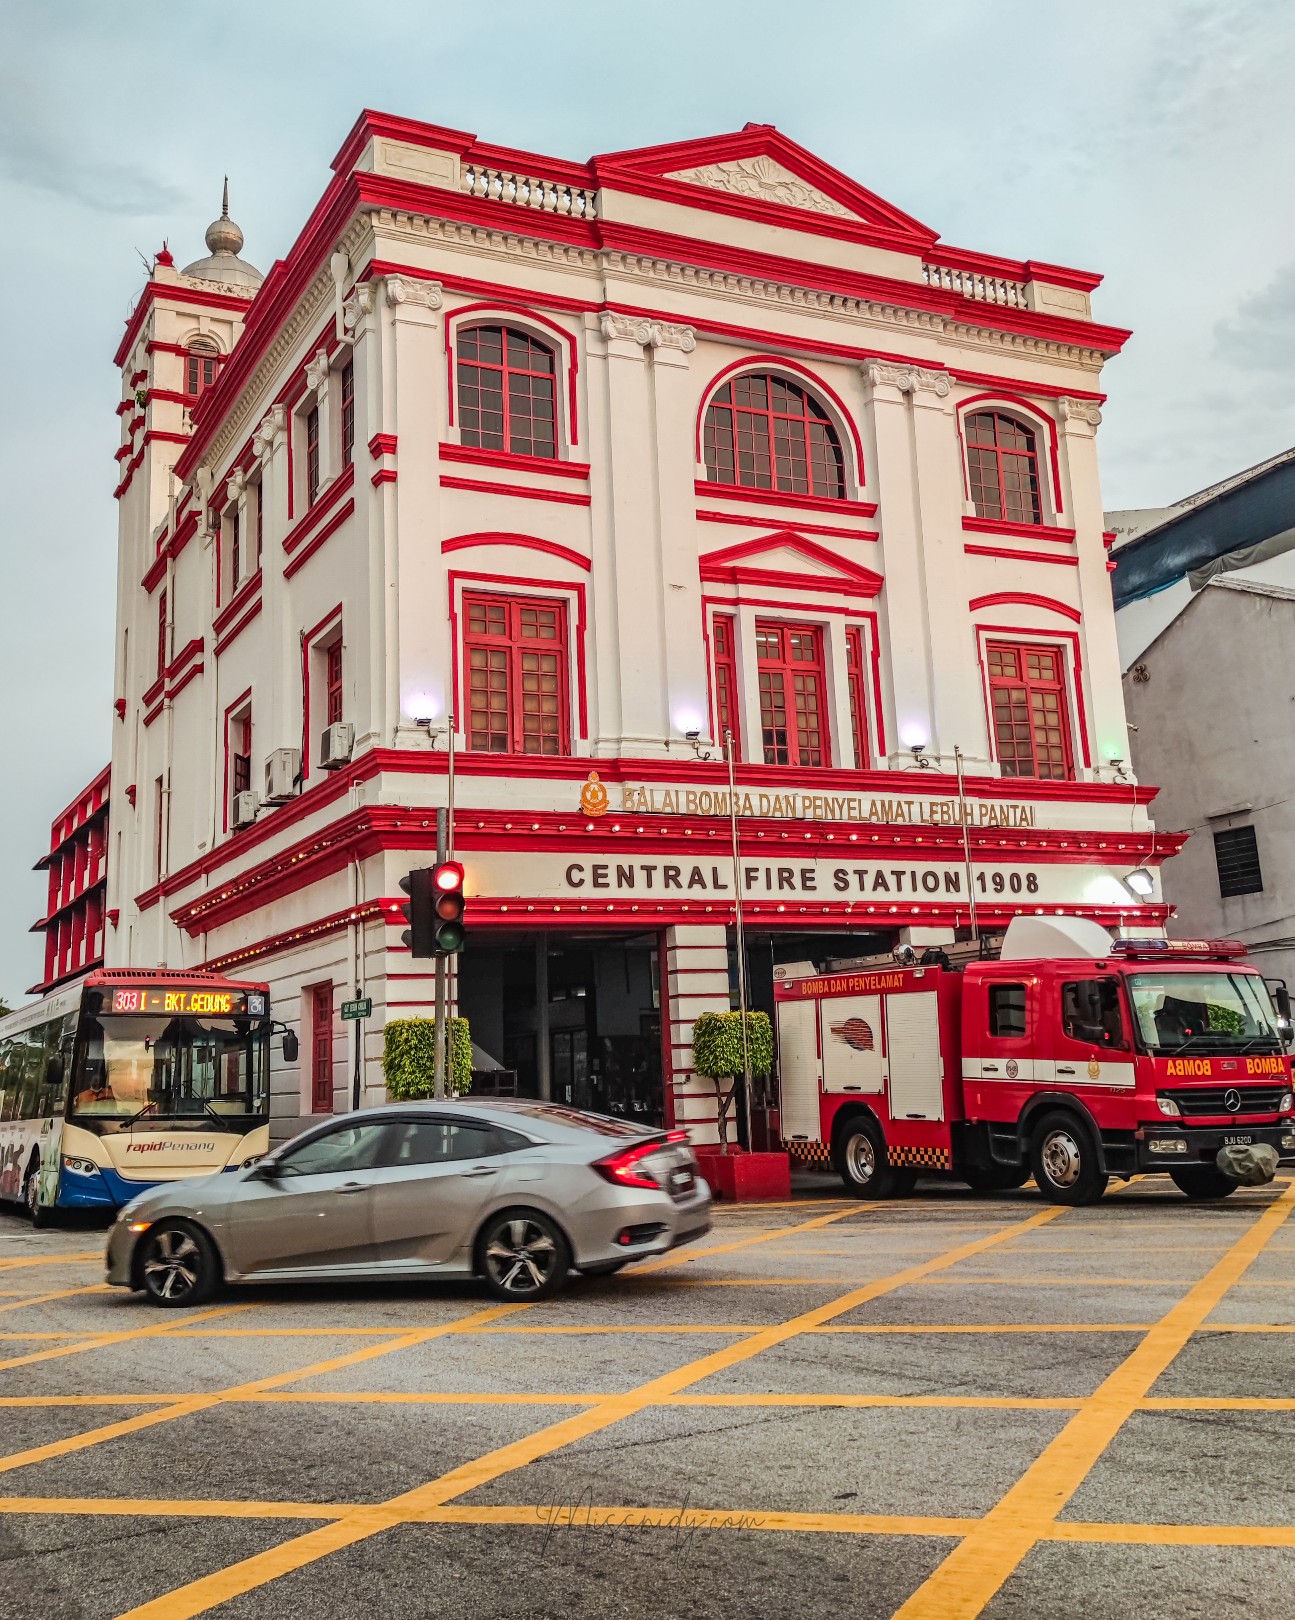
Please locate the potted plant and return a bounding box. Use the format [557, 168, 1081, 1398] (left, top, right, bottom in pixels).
[382, 1017, 473, 1099]
[689, 1012, 788, 1201]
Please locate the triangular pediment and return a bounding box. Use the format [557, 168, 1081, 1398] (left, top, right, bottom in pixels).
[700, 530, 883, 598]
[594, 124, 936, 250]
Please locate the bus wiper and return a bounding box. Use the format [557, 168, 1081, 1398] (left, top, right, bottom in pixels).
[125, 1101, 159, 1130]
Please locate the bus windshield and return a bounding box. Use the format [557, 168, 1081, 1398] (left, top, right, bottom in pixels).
[68, 1014, 269, 1132]
[1125, 972, 1282, 1056]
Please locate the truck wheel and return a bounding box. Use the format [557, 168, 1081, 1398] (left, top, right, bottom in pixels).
[1169, 1166, 1238, 1200]
[835, 1117, 914, 1199]
[1029, 1112, 1108, 1206]
[962, 1164, 1032, 1193]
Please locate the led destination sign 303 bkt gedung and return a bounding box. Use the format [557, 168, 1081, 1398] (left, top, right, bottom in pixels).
[108, 987, 268, 1018]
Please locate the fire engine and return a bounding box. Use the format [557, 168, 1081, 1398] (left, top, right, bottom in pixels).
[774, 916, 1295, 1205]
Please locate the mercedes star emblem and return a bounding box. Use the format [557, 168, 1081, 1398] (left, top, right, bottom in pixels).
[1224, 1088, 1242, 1113]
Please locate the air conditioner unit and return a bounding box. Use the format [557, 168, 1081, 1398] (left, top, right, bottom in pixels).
[319, 721, 354, 771]
[232, 790, 260, 830]
[263, 748, 301, 805]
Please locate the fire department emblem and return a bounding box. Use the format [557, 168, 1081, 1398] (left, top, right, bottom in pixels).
[1005, 1059, 1019, 1080]
[829, 1018, 875, 1052]
[579, 771, 609, 817]
[1088, 1056, 1101, 1079]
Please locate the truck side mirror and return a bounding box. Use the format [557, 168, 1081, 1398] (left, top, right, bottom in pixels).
[282, 1031, 299, 1063]
[1274, 986, 1292, 1048]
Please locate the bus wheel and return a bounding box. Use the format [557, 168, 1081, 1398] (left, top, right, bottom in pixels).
[139, 1222, 220, 1307]
[1170, 1166, 1238, 1200]
[835, 1118, 913, 1199]
[24, 1162, 51, 1229]
[963, 1164, 1032, 1193]
[1029, 1112, 1108, 1206]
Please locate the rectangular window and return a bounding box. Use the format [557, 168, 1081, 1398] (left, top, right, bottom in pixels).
[1214, 825, 1262, 898]
[340, 362, 355, 468]
[846, 626, 870, 769]
[310, 984, 333, 1113]
[712, 615, 740, 760]
[464, 593, 569, 755]
[231, 714, 252, 800]
[254, 480, 263, 566]
[305, 406, 320, 506]
[756, 621, 828, 767]
[157, 591, 168, 677]
[185, 346, 218, 401]
[1061, 978, 1127, 1049]
[985, 641, 1073, 780]
[153, 776, 165, 883]
[326, 640, 343, 726]
[229, 508, 241, 593]
[989, 983, 1027, 1038]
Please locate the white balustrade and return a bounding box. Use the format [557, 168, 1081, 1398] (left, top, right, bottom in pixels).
[922, 263, 1029, 308]
[460, 163, 598, 220]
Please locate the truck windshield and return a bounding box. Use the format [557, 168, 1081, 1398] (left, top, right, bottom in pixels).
[68, 1014, 269, 1132]
[1125, 972, 1282, 1055]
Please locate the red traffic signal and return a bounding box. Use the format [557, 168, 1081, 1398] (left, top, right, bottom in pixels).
[434, 861, 464, 892]
[431, 861, 466, 955]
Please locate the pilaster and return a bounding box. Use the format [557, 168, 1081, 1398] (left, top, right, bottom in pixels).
[664, 922, 731, 1147]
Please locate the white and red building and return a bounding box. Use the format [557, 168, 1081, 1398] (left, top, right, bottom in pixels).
[30, 767, 111, 995]
[105, 112, 1171, 1142]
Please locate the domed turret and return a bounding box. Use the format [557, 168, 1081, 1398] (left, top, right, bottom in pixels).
[181, 179, 263, 291]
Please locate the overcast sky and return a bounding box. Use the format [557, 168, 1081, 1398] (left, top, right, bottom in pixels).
[0, 0, 1292, 1001]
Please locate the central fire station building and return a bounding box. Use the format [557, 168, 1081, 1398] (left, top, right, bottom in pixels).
[105, 111, 1169, 1142]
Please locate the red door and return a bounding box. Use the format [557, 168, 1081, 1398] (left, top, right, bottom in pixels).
[311, 985, 333, 1113]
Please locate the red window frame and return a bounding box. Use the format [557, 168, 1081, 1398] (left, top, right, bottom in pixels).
[157, 591, 168, 677]
[231, 713, 252, 799]
[755, 621, 830, 767]
[340, 361, 355, 468]
[253, 480, 263, 567]
[712, 615, 741, 760]
[985, 640, 1073, 780]
[463, 592, 570, 756]
[229, 508, 241, 592]
[325, 640, 344, 726]
[846, 626, 870, 769]
[184, 345, 218, 402]
[305, 406, 321, 506]
[153, 776, 165, 883]
[456, 325, 558, 459]
[965, 411, 1043, 526]
[310, 984, 333, 1113]
[704, 373, 845, 498]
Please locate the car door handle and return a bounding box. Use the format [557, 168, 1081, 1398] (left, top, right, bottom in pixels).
[463, 1166, 499, 1178]
[983, 1064, 1000, 1073]
[1057, 1066, 1077, 1075]
[336, 1181, 368, 1194]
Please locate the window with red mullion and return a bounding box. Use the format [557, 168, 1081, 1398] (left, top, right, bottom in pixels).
[157, 591, 168, 676]
[464, 592, 569, 755]
[756, 622, 829, 767]
[712, 615, 741, 760]
[846, 627, 870, 769]
[985, 641, 1073, 779]
[230, 508, 241, 592]
[184, 345, 218, 401]
[231, 714, 252, 799]
[456, 326, 557, 459]
[965, 412, 1042, 526]
[326, 640, 344, 726]
[305, 406, 321, 506]
[341, 362, 355, 468]
[311, 984, 333, 1113]
[704, 373, 845, 498]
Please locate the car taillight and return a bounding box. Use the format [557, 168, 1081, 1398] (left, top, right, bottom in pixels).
[593, 1140, 668, 1190]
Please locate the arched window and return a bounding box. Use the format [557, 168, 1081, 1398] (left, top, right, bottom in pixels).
[965, 411, 1042, 525]
[704, 373, 845, 498]
[184, 339, 220, 402]
[457, 325, 557, 459]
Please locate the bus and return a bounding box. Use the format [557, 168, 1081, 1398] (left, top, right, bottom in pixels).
[0, 969, 286, 1223]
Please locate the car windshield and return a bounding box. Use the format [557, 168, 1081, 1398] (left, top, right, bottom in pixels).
[68, 1014, 269, 1130]
[1125, 972, 1282, 1055]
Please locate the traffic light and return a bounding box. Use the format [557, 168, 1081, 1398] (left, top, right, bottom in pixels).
[398, 868, 434, 958]
[432, 861, 466, 955]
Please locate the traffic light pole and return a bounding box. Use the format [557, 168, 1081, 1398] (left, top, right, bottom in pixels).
[433, 806, 448, 1101]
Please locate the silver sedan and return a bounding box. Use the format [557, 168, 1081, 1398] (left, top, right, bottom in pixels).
[105, 1100, 712, 1306]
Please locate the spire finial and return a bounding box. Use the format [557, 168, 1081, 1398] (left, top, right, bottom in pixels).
[203, 177, 244, 259]
[221, 175, 229, 218]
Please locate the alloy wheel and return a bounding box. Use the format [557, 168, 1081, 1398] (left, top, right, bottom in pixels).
[484, 1218, 559, 1296]
[142, 1229, 202, 1302]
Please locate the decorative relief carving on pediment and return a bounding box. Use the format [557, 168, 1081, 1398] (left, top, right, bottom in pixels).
[665, 155, 854, 219]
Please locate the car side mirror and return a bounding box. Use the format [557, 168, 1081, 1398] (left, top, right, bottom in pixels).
[282, 1031, 299, 1063]
[253, 1157, 284, 1179]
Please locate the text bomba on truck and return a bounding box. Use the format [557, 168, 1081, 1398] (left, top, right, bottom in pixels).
[775, 915, 1295, 1205]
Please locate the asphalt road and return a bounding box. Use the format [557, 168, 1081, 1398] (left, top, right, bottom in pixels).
[2, 1175, 1294, 1620]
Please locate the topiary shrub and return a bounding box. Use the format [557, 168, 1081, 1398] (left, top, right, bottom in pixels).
[692, 1011, 774, 1150]
[1206, 1004, 1245, 1036]
[383, 1017, 473, 1099]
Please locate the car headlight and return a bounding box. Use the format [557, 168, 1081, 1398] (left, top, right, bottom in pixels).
[1156, 1096, 1181, 1117]
[1279, 1092, 1294, 1114]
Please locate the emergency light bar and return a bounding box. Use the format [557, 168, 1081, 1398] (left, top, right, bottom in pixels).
[1108, 938, 1248, 961]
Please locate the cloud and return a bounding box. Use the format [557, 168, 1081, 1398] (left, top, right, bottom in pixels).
[1215, 263, 1295, 372]
[0, 72, 183, 215]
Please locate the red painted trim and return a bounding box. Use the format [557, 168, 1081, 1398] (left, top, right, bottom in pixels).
[957, 393, 1064, 517]
[283, 459, 356, 557]
[964, 544, 1080, 568]
[696, 509, 878, 542]
[925, 247, 1102, 295]
[441, 533, 591, 572]
[695, 353, 866, 489]
[975, 624, 1091, 772]
[221, 688, 253, 836]
[438, 442, 590, 480]
[212, 569, 263, 639]
[214, 596, 263, 658]
[692, 481, 876, 519]
[439, 474, 592, 507]
[970, 592, 1081, 623]
[283, 498, 354, 580]
[301, 604, 344, 786]
[439, 297, 580, 447]
[962, 514, 1076, 543]
[167, 661, 204, 705]
[368, 432, 398, 458]
[371, 468, 397, 487]
[448, 569, 589, 738]
[113, 280, 252, 370]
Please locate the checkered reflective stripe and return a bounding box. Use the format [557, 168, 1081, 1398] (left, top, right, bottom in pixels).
[887, 1144, 951, 1170]
[784, 1139, 832, 1166]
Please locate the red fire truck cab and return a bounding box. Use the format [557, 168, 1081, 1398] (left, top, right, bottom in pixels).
[774, 916, 1295, 1205]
